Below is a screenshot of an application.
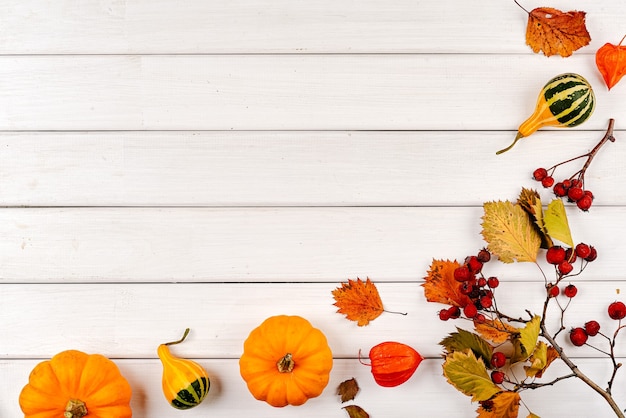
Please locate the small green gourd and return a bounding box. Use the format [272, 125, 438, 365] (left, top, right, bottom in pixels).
[158, 328, 210, 409]
[497, 73, 595, 154]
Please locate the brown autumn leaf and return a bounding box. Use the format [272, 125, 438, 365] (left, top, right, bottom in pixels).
[343, 405, 370, 418]
[477, 391, 521, 417]
[517, 187, 553, 249]
[525, 7, 590, 57]
[475, 318, 519, 345]
[337, 378, 360, 403]
[332, 278, 384, 326]
[423, 259, 472, 308]
[596, 35, 626, 90]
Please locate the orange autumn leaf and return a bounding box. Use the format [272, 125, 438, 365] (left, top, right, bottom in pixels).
[475, 318, 519, 345]
[423, 259, 472, 308]
[596, 35, 626, 90]
[332, 278, 384, 326]
[477, 391, 521, 418]
[525, 7, 590, 57]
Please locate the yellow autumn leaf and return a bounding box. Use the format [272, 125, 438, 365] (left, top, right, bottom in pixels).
[527, 413, 541, 418]
[524, 341, 548, 378]
[482, 201, 542, 263]
[544, 199, 574, 247]
[517, 188, 553, 249]
[476, 391, 521, 417]
[511, 316, 541, 363]
[443, 350, 502, 402]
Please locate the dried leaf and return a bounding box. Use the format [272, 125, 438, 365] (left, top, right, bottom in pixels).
[527, 413, 541, 418]
[517, 188, 553, 249]
[525, 342, 559, 378]
[481, 201, 541, 263]
[332, 278, 383, 326]
[511, 316, 541, 363]
[477, 391, 521, 417]
[475, 318, 519, 345]
[544, 199, 574, 247]
[596, 35, 626, 90]
[443, 350, 502, 402]
[337, 378, 359, 403]
[423, 259, 472, 307]
[526, 7, 590, 57]
[440, 327, 494, 367]
[343, 405, 370, 418]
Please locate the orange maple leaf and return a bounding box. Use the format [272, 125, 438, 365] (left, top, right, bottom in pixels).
[332, 278, 384, 326]
[423, 259, 472, 308]
[596, 35, 626, 90]
[524, 6, 590, 57]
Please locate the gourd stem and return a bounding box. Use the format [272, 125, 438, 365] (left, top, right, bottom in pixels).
[165, 328, 191, 346]
[496, 132, 523, 155]
[65, 399, 88, 418]
[277, 353, 295, 373]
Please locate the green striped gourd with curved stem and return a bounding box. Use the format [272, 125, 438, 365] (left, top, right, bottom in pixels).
[497, 73, 595, 154]
[158, 328, 210, 409]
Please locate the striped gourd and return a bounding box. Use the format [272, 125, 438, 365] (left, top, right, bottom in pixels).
[497, 73, 595, 154]
[158, 328, 210, 409]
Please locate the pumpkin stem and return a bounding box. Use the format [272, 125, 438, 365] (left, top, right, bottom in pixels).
[277, 353, 295, 373]
[165, 328, 191, 346]
[64, 399, 88, 418]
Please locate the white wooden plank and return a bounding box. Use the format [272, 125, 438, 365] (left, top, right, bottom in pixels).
[2, 282, 626, 358]
[0, 207, 623, 282]
[1, 0, 623, 54]
[1, 54, 623, 130]
[2, 358, 625, 417]
[1, 130, 623, 207]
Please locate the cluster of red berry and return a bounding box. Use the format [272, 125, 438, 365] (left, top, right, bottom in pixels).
[544, 243, 597, 293]
[438, 248, 499, 322]
[569, 301, 626, 346]
[533, 168, 594, 211]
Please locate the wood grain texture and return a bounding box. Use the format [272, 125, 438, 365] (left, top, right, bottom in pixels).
[0, 207, 623, 283]
[1, 130, 622, 207]
[1, 54, 623, 130]
[1, 0, 623, 54]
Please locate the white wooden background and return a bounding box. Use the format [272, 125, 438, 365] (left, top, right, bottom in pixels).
[2, 1, 626, 417]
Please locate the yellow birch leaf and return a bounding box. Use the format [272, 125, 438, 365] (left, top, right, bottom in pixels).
[482, 201, 541, 263]
[443, 350, 501, 402]
[477, 391, 521, 417]
[544, 199, 574, 247]
[524, 341, 548, 377]
[511, 316, 541, 363]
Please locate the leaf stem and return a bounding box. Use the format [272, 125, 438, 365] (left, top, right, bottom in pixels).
[513, 0, 530, 14]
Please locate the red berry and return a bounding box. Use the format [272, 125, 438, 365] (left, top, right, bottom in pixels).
[546, 246, 566, 265]
[575, 243, 592, 259]
[541, 176, 555, 188]
[477, 248, 491, 263]
[567, 186, 584, 202]
[460, 281, 473, 295]
[583, 190, 594, 200]
[475, 313, 486, 323]
[564, 284, 578, 298]
[463, 303, 478, 319]
[564, 247, 577, 264]
[577, 195, 593, 211]
[558, 260, 574, 275]
[439, 309, 451, 321]
[477, 277, 487, 288]
[480, 295, 493, 309]
[491, 352, 506, 368]
[584, 320, 601, 336]
[608, 301, 626, 320]
[487, 276, 500, 289]
[553, 182, 567, 197]
[467, 256, 483, 274]
[562, 179, 572, 189]
[570, 327, 588, 346]
[570, 178, 582, 189]
[548, 284, 559, 298]
[533, 168, 548, 181]
[447, 306, 461, 319]
[491, 370, 505, 384]
[454, 266, 473, 282]
[585, 246, 598, 262]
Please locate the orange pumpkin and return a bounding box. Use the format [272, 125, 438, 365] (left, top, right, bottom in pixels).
[19, 350, 132, 418]
[239, 315, 333, 407]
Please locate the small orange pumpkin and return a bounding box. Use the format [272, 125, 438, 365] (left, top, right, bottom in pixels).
[19, 350, 132, 418]
[239, 315, 333, 407]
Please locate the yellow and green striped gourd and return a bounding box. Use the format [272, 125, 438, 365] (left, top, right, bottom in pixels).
[497, 73, 595, 154]
[158, 328, 210, 409]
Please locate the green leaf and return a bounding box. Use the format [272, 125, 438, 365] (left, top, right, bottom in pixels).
[511, 316, 541, 363]
[481, 200, 541, 263]
[544, 199, 574, 247]
[443, 349, 502, 402]
[440, 327, 494, 366]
